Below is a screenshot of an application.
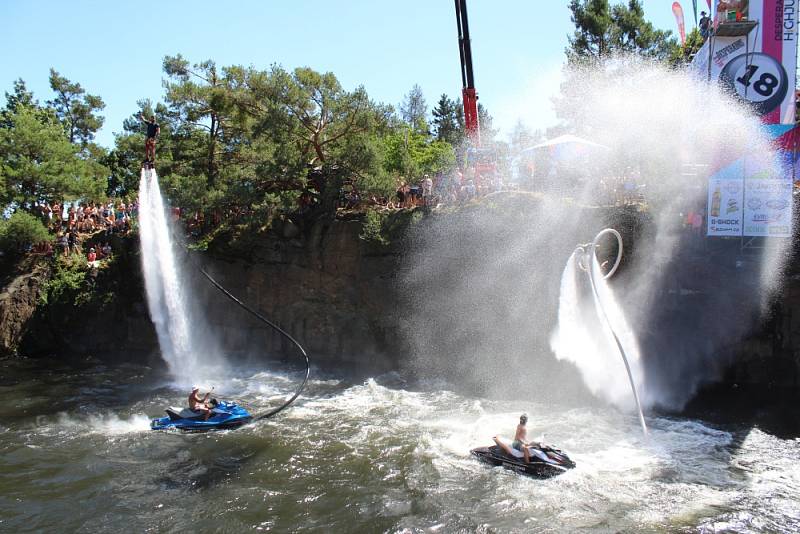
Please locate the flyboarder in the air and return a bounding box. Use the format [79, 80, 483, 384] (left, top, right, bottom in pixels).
[140, 112, 159, 169]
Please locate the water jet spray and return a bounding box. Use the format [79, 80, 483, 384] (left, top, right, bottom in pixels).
[575, 228, 647, 435]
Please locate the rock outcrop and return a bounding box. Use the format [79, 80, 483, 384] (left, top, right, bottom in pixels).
[0, 259, 51, 358]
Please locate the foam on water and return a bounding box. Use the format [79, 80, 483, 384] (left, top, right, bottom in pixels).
[3, 357, 798, 532]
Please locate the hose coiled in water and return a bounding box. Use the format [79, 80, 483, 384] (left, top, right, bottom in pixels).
[199, 267, 310, 422]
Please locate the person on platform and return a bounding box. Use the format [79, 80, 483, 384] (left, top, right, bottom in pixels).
[188, 386, 214, 420]
[699, 11, 712, 40]
[139, 113, 160, 166]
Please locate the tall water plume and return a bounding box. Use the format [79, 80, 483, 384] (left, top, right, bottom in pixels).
[401, 57, 791, 412]
[550, 250, 645, 414]
[138, 168, 223, 383]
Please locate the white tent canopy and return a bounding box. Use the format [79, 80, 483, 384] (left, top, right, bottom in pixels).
[520, 134, 609, 155]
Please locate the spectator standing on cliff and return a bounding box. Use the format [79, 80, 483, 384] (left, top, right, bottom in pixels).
[422, 175, 433, 206]
[58, 233, 69, 257]
[396, 181, 407, 209]
[87, 247, 98, 267]
[68, 229, 79, 254]
[699, 11, 711, 39]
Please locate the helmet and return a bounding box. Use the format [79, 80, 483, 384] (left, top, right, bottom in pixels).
[520, 414, 528, 424]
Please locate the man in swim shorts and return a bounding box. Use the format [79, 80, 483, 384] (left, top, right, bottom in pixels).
[188, 386, 213, 420]
[512, 413, 532, 463]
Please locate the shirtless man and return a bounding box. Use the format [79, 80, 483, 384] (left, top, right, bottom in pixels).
[512, 413, 532, 463]
[188, 386, 214, 420]
[493, 413, 540, 463]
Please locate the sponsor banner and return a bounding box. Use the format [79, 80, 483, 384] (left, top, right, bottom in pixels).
[707, 162, 745, 236]
[707, 156, 794, 237]
[691, 1, 798, 124]
[742, 159, 793, 236]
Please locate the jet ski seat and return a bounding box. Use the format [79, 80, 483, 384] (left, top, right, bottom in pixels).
[165, 406, 230, 421]
[166, 407, 205, 421]
[494, 436, 562, 464]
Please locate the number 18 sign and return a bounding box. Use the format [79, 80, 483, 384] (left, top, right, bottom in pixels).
[719, 52, 789, 116]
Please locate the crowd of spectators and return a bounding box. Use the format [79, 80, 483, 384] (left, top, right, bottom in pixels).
[30, 197, 137, 266]
[379, 171, 511, 210]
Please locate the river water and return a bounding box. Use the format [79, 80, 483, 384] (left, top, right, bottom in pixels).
[1, 357, 798, 533]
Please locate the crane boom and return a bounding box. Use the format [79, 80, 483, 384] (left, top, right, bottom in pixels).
[454, 0, 480, 147]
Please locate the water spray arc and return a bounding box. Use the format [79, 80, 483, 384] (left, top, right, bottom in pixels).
[576, 229, 647, 435]
[140, 165, 309, 421]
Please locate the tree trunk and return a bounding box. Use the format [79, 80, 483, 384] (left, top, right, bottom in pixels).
[208, 114, 217, 187]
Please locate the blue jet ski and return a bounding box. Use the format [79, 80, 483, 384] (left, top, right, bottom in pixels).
[150, 399, 252, 431]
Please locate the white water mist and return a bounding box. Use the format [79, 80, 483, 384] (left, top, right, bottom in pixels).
[403, 57, 790, 411]
[138, 168, 204, 381]
[550, 252, 645, 412]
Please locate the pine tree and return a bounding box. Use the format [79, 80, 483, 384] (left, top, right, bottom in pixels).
[399, 84, 428, 133]
[566, 0, 678, 63]
[431, 94, 463, 146]
[47, 69, 105, 145]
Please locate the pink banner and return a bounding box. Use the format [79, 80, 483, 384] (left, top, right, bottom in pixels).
[673, 2, 686, 45]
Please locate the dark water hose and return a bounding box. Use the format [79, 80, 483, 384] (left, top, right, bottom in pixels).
[580, 229, 648, 436]
[198, 266, 310, 422]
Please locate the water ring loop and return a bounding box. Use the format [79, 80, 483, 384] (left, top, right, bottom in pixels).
[591, 228, 624, 280]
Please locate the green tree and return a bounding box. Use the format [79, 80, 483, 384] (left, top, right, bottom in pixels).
[0, 210, 51, 256]
[383, 125, 456, 182]
[3, 79, 36, 116]
[244, 65, 393, 218]
[669, 27, 705, 66]
[431, 94, 463, 146]
[477, 102, 497, 143]
[162, 55, 235, 187]
[510, 119, 544, 155]
[399, 84, 428, 133]
[0, 106, 106, 211]
[47, 69, 106, 145]
[566, 0, 678, 63]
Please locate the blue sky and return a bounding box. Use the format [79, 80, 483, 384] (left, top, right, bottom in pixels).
[0, 1, 687, 147]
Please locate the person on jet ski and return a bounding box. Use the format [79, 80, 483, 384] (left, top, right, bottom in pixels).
[492, 413, 545, 463]
[188, 386, 213, 420]
[512, 413, 533, 463]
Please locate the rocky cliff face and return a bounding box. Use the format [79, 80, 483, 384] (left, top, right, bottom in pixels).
[0, 259, 51, 357]
[193, 219, 405, 371]
[15, 236, 159, 362]
[6, 207, 800, 397]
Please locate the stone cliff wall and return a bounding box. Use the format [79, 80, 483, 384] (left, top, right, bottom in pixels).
[192, 219, 405, 371]
[0, 259, 51, 357]
[5, 208, 800, 395]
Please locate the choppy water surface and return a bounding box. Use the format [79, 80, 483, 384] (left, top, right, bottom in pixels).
[1, 358, 798, 533]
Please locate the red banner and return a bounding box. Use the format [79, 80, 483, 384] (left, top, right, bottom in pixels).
[672, 2, 686, 45]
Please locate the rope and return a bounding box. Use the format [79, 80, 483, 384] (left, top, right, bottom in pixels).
[198, 265, 310, 421]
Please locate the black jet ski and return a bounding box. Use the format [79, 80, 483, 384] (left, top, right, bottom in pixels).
[471, 436, 576, 478]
